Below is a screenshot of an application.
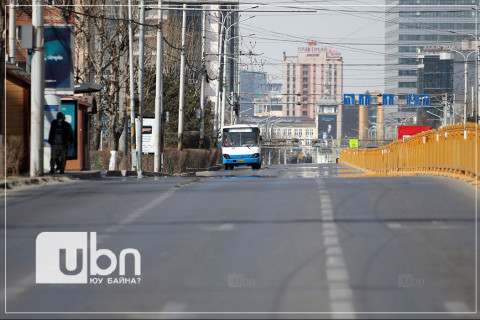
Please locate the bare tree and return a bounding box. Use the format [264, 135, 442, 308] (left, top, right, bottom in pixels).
[73, 0, 132, 151]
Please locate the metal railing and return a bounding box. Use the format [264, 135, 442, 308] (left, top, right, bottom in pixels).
[339, 124, 479, 179]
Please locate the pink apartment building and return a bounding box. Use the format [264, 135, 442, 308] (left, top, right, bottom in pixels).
[282, 43, 343, 118]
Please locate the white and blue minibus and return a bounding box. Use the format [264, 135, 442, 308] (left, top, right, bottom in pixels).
[222, 125, 262, 170]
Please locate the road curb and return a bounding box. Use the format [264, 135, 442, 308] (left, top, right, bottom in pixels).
[1, 176, 75, 189]
[69, 171, 102, 180]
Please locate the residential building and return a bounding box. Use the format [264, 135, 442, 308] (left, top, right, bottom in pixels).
[282, 42, 343, 118]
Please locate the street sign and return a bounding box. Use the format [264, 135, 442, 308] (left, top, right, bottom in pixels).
[343, 94, 355, 106]
[407, 94, 430, 106]
[349, 139, 359, 148]
[382, 94, 394, 106]
[359, 94, 370, 106]
[407, 94, 417, 106]
[418, 94, 430, 106]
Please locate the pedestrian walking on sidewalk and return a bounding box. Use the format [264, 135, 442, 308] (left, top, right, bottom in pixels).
[48, 112, 73, 174]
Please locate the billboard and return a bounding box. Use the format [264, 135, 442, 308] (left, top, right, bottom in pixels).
[44, 25, 74, 94]
[318, 115, 337, 139]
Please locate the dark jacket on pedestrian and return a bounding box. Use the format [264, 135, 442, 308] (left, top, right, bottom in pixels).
[48, 119, 74, 148]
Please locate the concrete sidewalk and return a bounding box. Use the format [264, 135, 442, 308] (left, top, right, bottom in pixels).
[0, 171, 102, 190]
[1, 164, 222, 190]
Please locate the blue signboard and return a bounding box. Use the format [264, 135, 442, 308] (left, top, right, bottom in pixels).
[407, 94, 430, 106]
[61, 101, 77, 159]
[44, 25, 74, 94]
[382, 94, 395, 105]
[359, 94, 370, 106]
[407, 94, 417, 106]
[343, 94, 355, 106]
[418, 94, 430, 106]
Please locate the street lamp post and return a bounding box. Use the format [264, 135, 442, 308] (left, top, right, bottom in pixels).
[451, 49, 476, 130]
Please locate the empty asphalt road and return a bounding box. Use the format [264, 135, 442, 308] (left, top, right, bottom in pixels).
[2, 164, 478, 318]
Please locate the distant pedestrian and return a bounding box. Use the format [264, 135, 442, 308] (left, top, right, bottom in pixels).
[48, 112, 73, 174]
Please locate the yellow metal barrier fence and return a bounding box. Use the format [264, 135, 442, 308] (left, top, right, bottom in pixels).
[339, 124, 479, 183]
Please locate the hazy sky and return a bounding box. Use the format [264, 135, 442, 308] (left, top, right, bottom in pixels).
[238, 0, 386, 93]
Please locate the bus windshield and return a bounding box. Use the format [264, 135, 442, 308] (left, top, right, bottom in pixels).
[223, 131, 259, 148]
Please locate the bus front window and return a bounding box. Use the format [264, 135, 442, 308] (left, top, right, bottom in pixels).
[241, 132, 258, 147]
[223, 132, 240, 147]
[223, 131, 259, 147]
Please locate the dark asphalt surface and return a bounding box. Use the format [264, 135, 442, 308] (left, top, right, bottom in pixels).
[1, 164, 478, 319]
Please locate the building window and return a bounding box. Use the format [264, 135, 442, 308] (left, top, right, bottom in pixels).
[303, 103, 308, 109]
[399, 82, 417, 88]
[302, 111, 308, 116]
[302, 84, 308, 89]
[293, 111, 295, 116]
[295, 128, 303, 136]
[286, 111, 290, 116]
[306, 129, 314, 136]
[399, 58, 420, 65]
[303, 71, 308, 76]
[399, 70, 417, 76]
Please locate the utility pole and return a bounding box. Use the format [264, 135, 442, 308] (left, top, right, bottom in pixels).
[154, 0, 164, 172]
[464, 57, 468, 131]
[119, 5, 127, 156]
[9, 0, 16, 64]
[199, 6, 206, 148]
[221, 18, 229, 134]
[213, 11, 224, 145]
[128, 0, 136, 171]
[138, 0, 145, 169]
[443, 93, 448, 127]
[178, 3, 187, 150]
[30, 0, 44, 177]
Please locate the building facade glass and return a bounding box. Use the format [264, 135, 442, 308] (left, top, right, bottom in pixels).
[385, 0, 479, 99]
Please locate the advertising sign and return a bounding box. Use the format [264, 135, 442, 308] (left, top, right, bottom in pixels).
[318, 115, 337, 139]
[61, 101, 78, 159]
[142, 118, 156, 154]
[44, 25, 74, 94]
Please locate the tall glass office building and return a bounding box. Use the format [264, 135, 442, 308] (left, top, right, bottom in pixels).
[385, 0, 479, 100]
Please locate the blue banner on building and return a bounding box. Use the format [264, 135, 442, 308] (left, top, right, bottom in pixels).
[44, 25, 74, 94]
